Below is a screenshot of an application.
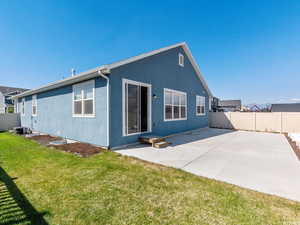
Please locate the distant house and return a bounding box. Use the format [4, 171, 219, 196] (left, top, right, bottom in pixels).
[271, 103, 300, 112]
[0, 86, 28, 113]
[210, 97, 220, 112]
[218, 100, 241, 112]
[12, 42, 213, 148]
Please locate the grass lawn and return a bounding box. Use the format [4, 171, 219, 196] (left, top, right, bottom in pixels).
[0, 133, 300, 225]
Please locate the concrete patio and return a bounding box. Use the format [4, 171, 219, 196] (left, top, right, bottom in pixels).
[116, 128, 300, 202]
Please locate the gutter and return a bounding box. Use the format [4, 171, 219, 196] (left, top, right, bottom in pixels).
[11, 65, 107, 99]
[98, 69, 110, 149]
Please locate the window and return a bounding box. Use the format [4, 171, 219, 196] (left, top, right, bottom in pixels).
[178, 53, 184, 67]
[73, 80, 95, 117]
[21, 98, 25, 115]
[32, 95, 37, 116]
[196, 96, 205, 115]
[164, 89, 187, 121]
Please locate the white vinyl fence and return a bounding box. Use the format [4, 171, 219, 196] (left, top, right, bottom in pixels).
[209, 112, 300, 133]
[0, 113, 20, 131]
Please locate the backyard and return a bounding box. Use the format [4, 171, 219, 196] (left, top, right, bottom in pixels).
[0, 132, 300, 225]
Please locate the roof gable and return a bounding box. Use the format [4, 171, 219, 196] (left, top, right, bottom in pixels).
[106, 42, 212, 96]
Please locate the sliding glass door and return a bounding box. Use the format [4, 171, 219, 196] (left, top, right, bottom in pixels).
[127, 83, 140, 134]
[123, 79, 151, 136]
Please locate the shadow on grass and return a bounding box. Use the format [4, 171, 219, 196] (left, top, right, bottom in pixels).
[0, 166, 49, 225]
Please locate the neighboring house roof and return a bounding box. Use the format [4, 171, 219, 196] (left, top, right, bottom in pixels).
[219, 100, 241, 108]
[0, 86, 28, 96]
[12, 42, 213, 99]
[271, 103, 300, 112]
[249, 104, 261, 112]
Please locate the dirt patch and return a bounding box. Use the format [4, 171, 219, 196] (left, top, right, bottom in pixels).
[49, 142, 104, 157]
[28, 135, 63, 145]
[27, 134, 105, 157]
[284, 133, 300, 161]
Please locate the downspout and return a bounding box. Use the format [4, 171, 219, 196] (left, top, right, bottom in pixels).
[98, 69, 110, 148]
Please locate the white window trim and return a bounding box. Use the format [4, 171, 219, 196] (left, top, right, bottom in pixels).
[196, 95, 206, 116]
[32, 95, 37, 117]
[72, 80, 96, 118]
[178, 53, 184, 67]
[21, 98, 25, 116]
[164, 88, 187, 122]
[122, 78, 152, 137]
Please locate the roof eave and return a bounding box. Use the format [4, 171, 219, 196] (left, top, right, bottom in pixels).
[11, 66, 108, 99]
[106, 42, 186, 70]
[181, 44, 213, 97]
[106, 42, 213, 97]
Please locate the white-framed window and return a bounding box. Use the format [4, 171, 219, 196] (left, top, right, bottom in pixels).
[178, 53, 184, 67]
[196, 95, 205, 115]
[164, 88, 187, 121]
[122, 79, 152, 136]
[21, 98, 25, 116]
[73, 80, 95, 117]
[32, 95, 37, 116]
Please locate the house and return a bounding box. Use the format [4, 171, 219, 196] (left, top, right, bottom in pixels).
[218, 100, 241, 112]
[243, 104, 271, 112]
[0, 86, 28, 113]
[271, 103, 300, 112]
[12, 42, 213, 148]
[210, 97, 220, 112]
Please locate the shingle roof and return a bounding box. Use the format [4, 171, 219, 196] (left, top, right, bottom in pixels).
[271, 103, 300, 112]
[0, 86, 28, 95]
[219, 100, 241, 107]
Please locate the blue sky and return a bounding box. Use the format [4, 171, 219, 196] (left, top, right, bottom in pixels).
[0, 0, 300, 104]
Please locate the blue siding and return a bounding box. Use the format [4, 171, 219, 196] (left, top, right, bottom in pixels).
[18, 46, 210, 148]
[110, 46, 209, 147]
[20, 77, 108, 147]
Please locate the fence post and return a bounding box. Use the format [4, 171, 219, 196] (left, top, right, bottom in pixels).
[254, 112, 256, 131]
[280, 112, 283, 133]
[229, 112, 232, 129]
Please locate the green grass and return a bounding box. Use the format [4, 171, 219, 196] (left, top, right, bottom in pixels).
[0, 132, 299, 225]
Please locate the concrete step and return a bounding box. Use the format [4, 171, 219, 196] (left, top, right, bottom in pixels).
[153, 141, 170, 148]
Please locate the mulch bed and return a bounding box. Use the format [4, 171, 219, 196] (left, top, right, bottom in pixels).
[49, 143, 104, 157]
[27, 134, 104, 157]
[28, 135, 62, 145]
[284, 133, 300, 161]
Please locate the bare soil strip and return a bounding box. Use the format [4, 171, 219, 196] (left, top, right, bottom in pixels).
[28, 135, 104, 157]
